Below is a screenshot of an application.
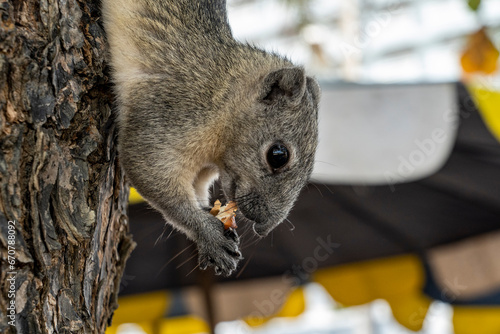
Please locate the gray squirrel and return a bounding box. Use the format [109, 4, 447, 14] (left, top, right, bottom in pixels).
[102, 0, 320, 276]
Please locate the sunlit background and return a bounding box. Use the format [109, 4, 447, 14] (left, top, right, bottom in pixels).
[108, 1, 500, 334]
[228, 0, 500, 83]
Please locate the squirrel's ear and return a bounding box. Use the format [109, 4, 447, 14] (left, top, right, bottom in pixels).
[306, 76, 321, 108]
[261, 67, 306, 104]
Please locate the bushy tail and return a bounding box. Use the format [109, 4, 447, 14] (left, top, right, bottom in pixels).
[102, 0, 233, 77]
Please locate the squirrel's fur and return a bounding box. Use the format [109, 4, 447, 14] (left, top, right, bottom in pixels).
[102, 0, 320, 275]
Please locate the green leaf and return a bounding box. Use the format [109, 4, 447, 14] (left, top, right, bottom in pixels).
[468, 0, 481, 11]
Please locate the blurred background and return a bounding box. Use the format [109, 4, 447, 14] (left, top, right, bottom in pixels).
[106, 1, 500, 333]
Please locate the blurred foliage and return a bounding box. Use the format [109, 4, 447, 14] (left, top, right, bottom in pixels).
[229, 0, 314, 33]
[280, 0, 311, 5]
[467, 0, 482, 11]
[280, 0, 314, 31]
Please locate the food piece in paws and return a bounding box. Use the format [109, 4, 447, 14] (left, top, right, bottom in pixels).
[210, 199, 222, 216]
[210, 200, 238, 230]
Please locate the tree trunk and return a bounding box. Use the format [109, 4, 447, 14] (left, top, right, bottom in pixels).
[0, 0, 135, 332]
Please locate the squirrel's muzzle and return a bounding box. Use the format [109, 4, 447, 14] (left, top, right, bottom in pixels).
[252, 220, 279, 238]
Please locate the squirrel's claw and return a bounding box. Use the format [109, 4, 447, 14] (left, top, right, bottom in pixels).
[197, 220, 242, 276]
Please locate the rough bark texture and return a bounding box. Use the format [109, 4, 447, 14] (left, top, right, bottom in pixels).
[0, 0, 135, 333]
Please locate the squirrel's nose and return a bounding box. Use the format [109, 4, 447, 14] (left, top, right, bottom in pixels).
[253, 222, 271, 238]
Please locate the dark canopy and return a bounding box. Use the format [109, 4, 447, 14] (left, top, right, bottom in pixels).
[121, 83, 500, 305]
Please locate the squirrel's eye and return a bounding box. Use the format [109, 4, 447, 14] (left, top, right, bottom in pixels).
[266, 143, 290, 171]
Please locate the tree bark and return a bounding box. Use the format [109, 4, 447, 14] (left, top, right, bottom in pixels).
[0, 0, 135, 333]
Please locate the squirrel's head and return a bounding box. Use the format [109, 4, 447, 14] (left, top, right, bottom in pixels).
[219, 66, 320, 237]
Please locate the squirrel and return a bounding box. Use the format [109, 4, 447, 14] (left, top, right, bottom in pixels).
[102, 0, 320, 276]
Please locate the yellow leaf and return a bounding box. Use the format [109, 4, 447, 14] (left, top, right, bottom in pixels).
[461, 28, 499, 75]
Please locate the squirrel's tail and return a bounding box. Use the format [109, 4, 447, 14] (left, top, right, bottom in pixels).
[103, 0, 233, 78]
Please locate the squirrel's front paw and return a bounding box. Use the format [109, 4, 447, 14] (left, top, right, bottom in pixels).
[198, 222, 242, 276]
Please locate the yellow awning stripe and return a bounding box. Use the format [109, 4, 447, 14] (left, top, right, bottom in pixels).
[313, 254, 431, 331]
[468, 84, 500, 143]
